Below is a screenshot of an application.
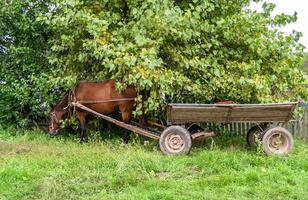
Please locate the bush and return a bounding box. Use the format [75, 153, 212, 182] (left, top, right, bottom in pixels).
[1, 0, 307, 127]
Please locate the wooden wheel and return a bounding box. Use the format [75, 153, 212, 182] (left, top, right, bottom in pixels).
[159, 126, 192, 155]
[262, 127, 294, 155]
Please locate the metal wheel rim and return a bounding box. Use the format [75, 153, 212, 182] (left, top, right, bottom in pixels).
[164, 133, 185, 153]
[266, 132, 289, 154]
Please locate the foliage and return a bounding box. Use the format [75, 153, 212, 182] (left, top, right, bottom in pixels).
[1, 128, 308, 199]
[38, 0, 306, 116]
[0, 0, 307, 126]
[0, 0, 51, 126]
[302, 53, 308, 73]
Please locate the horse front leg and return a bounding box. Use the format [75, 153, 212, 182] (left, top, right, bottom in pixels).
[80, 123, 89, 143]
[83, 120, 89, 143]
[80, 123, 85, 142]
[76, 111, 88, 143]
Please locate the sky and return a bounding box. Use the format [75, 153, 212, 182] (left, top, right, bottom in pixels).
[250, 0, 308, 50]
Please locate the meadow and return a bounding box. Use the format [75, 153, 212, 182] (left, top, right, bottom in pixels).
[1, 127, 308, 200]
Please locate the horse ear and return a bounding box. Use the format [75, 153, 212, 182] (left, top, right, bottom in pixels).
[48, 102, 54, 110]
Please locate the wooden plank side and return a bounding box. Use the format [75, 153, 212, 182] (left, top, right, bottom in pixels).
[171, 104, 294, 112]
[169, 107, 229, 123]
[168, 103, 296, 123]
[170, 116, 289, 123]
[230, 111, 291, 118]
[228, 107, 291, 121]
[230, 105, 294, 112]
[171, 107, 230, 113]
[171, 110, 228, 118]
[228, 116, 287, 122]
[169, 102, 297, 107]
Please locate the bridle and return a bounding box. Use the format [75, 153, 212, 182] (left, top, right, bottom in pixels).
[50, 111, 60, 131]
[49, 87, 135, 131]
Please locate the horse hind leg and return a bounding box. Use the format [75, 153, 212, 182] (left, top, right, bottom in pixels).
[139, 114, 149, 145]
[123, 132, 130, 144]
[120, 107, 133, 144]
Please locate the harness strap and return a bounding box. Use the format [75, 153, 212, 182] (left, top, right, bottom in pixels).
[66, 86, 136, 117]
[50, 111, 59, 130]
[68, 87, 135, 105]
[51, 88, 136, 130]
[77, 98, 135, 104]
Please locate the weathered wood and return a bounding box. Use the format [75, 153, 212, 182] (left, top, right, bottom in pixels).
[191, 131, 215, 140]
[201, 107, 308, 141]
[72, 102, 160, 140]
[147, 120, 166, 129]
[168, 103, 297, 124]
[169, 102, 297, 107]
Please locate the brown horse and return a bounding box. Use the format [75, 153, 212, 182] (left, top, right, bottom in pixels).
[48, 80, 138, 143]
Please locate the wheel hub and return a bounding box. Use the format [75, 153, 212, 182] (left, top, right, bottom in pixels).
[165, 133, 185, 153]
[267, 133, 287, 152]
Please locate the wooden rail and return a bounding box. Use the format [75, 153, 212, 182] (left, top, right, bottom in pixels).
[201, 103, 308, 141]
[167, 103, 297, 124]
[72, 102, 160, 140]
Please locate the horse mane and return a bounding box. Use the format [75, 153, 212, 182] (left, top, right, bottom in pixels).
[54, 91, 69, 111]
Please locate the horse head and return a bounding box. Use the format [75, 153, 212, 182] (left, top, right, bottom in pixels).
[48, 107, 70, 135]
[48, 93, 70, 135]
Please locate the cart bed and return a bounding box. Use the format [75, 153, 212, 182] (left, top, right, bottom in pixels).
[167, 103, 297, 124]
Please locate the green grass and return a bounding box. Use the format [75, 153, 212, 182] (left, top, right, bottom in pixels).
[1, 128, 308, 200]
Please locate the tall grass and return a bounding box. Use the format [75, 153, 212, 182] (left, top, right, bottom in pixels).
[1, 127, 308, 200]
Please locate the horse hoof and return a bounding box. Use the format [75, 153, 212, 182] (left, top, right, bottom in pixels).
[120, 142, 129, 147]
[80, 140, 88, 144]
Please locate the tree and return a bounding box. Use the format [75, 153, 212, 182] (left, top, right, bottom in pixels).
[0, 0, 56, 126]
[1, 0, 307, 126]
[302, 53, 308, 73]
[39, 0, 306, 116]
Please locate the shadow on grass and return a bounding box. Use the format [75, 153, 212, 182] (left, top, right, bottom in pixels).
[192, 131, 259, 155]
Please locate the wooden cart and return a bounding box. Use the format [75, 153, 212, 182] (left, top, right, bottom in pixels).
[72, 102, 297, 156]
